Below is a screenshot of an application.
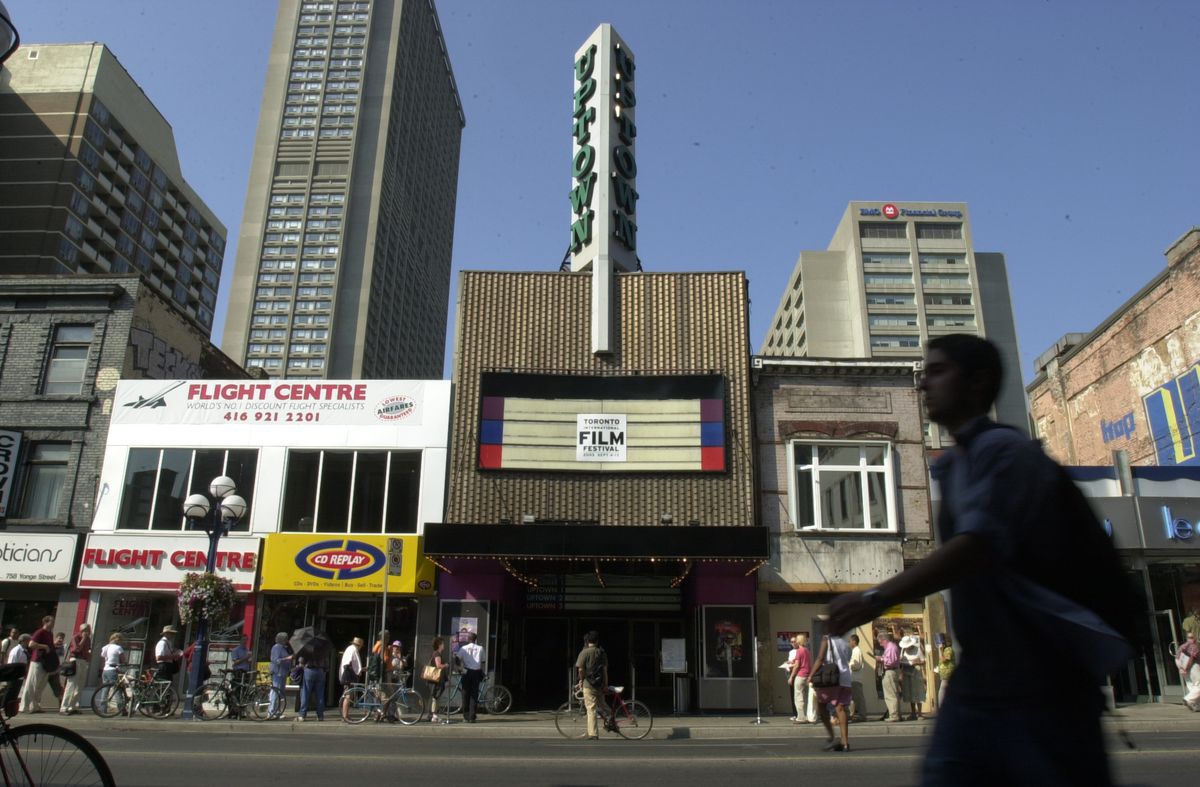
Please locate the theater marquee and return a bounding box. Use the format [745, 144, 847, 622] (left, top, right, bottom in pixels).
[478, 374, 726, 473]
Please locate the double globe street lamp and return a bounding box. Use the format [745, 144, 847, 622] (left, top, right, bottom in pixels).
[179, 476, 247, 720]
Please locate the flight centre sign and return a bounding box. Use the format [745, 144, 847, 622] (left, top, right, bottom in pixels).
[569, 24, 638, 274]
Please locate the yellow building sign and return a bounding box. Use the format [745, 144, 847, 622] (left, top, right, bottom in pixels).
[259, 534, 435, 594]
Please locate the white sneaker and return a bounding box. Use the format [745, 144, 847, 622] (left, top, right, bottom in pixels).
[430, 714, 439, 723]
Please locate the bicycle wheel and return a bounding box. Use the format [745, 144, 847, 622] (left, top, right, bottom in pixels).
[192, 683, 228, 720]
[340, 686, 379, 724]
[248, 684, 281, 721]
[612, 699, 653, 740]
[554, 701, 589, 739]
[444, 685, 462, 715]
[0, 722, 116, 787]
[482, 684, 513, 714]
[390, 689, 424, 725]
[90, 684, 127, 719]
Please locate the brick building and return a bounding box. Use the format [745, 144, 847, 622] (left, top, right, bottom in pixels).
[1027, 228, 1200, 468]
[0, 274, 244, 652]
[425, 270, 769, 712]
[752, 357, 938, 715]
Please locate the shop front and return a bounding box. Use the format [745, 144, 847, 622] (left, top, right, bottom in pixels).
[0, 532, 82, 663]
[256, 533, 436, 708]
[425, 523, 768, 712]
[76, 532, 261, 692]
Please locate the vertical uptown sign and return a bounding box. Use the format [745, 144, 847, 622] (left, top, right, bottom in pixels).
[570, 25, 637, 355]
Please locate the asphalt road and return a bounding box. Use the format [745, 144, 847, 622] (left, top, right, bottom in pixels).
[64, 726, 1198, 786]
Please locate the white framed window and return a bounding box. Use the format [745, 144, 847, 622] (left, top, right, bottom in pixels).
[788, 440, 896, 532]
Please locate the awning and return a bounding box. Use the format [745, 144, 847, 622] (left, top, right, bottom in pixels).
[423, 523, 769, 561]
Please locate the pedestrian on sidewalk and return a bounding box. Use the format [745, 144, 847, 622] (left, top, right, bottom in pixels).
[0, 627, 19, 662]
[812, 630, 853, 752]
[19, 616, 55, 713]
[99, 633, 124, 685]
[829, 334, 1135, 786]
[784, 635, 799, 720]
[298, 648, 327, 722]
[848, 633, 867, 722]
[1178, 632, 1199, 712]
[574, 630, 607, 740]
[878, 632, 901, 721]
[60, 623, 91, 715]
[268, 632, 292, 719]
[936, 643, 955, 709]
[459, 631, 485, 723]
[46, 631, 66, 705]
[788, 633, 812, 724]
[5, 633, 30, 665]
[899, 632, 926, 720]
[424, 636, 449, 723]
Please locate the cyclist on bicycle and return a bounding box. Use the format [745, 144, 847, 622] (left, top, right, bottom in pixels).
[574, 630, 608, 741]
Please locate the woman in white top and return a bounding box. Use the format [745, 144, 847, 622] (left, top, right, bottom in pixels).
[99, 633, 125, 685]
[811, 632, 853, 753]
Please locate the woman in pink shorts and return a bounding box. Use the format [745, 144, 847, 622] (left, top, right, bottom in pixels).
[812, 631, 854, 752]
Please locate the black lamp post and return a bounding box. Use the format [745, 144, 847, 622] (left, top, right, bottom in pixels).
[180, 475, 246, 720]
[0, 2, 18, 66]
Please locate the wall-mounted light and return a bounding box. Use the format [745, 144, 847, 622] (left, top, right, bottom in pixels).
[660, 514, 673, 525]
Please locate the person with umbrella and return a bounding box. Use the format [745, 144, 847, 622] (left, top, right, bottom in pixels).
[291, 628, 331, 722]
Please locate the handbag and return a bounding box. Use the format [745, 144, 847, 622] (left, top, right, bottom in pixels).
[60, 660, 77, 677]
[422, 664, 444, 683]
[810, 637, 842, 689]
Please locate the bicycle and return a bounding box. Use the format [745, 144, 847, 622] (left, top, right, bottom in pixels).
[0, 662, 116, 786]
[340, 671, 424, 725]
[442, 671, 513, 715]
[90, 667, 179, 719]
[193, 669, 280, 721]
[555, 684, 652, 740]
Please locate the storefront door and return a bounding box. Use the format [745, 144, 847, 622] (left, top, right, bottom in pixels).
[1153, 609, 1184, 701]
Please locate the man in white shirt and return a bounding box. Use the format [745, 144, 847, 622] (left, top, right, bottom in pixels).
[155, 626, 182, 680]
[339, 637, 364, 689]
[848, 633, 867, 722]
[458, 632, 485, 723]
[5, 633, 30, 665]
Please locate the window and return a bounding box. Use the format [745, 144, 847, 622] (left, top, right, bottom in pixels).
[44, 325, 93, 394]
[281, 450, 421, 533]
[859, 222, 907, 240]
[862, 252, 910, 266]
[790, 442, 895, 531]
[915, 222, 962, 240]
[921, 273, 971, 288]
[17, 443, 71, 519]
[868, 314, 917, 328]
[116, 448, 258, 531]
[870, 335, 921, 349]
[865, 292, 915, 306]
[924, 293, 972, 306]
[919, 253, 966, 267]
[927, 314, 977, 329]
[862, 273, 913, 287]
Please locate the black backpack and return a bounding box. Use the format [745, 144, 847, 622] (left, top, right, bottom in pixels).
[585, 647, 606, 688]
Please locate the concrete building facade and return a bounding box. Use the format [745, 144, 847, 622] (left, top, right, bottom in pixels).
[759, 202, 1026, 442]
[1028, 228, 1200, 469]
[0, 44, 227, 335]
[222, 0, 465, 380]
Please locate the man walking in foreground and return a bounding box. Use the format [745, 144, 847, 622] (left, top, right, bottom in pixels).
[829, 334, 1130, 786]
[574, 630, 608, 740]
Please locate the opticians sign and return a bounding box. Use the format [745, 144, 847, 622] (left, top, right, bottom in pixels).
[111, 380, 427, 427]
[1, 533, 78, 583]
[78, 533, 261, 592]
[259, 534, 435, 594]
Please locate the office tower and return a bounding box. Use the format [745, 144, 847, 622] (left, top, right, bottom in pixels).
[760, 201, 1027, 440]
[0, 44, 226, 335]
[223, 0, 465, 380]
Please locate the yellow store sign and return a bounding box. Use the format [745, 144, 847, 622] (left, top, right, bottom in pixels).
[259, 534, 435, 594]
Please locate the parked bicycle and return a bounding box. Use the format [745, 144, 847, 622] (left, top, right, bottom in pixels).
[443, 671, 513, 715]
[340, 671, 424, 725]
[0, 662, 116, 786]
[91, 666, 179, 719]
[555, 684, 652, 740]
[193, 669, 281, 721]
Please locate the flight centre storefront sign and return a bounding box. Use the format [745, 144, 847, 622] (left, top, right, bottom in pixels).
[112, 380, 422, 427]
[258, 534, 435, 595]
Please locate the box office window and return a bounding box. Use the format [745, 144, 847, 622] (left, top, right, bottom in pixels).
[280, 450, 420, 534]
[117, 448, 258, 531]
[789, 441, 896, 532]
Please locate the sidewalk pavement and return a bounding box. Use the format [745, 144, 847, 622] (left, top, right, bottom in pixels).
[42, 702, 1200, 740]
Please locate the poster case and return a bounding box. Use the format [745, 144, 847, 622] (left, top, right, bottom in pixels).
[700, 605, 755, 680]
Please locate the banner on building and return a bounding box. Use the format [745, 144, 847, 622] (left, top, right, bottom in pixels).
[78, 533, 261, 592]
[111, 380, 426, 427]
[0, 430, 20, 517]
[258, 534, 435, 594]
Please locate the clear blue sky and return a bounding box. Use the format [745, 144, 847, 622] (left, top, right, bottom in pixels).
[11, 1, 1199, 382]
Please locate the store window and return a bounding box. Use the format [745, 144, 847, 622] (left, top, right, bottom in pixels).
[17, 442, 71, 519]
[43, 325, 93, 394]
[280, 450, 421, 533]
[789, 441, 896, 531]
[116, 448, 258, 531]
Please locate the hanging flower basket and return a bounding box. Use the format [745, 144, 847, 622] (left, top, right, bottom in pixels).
[176, 572, 237, 628]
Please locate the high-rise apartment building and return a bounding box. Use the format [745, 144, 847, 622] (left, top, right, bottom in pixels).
[760, 201, 1027, 440]
[0, 44, 226, 335]
[222, 0, 465, 380]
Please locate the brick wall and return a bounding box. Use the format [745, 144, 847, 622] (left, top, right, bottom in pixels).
[1028, 229, 1200, 466]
